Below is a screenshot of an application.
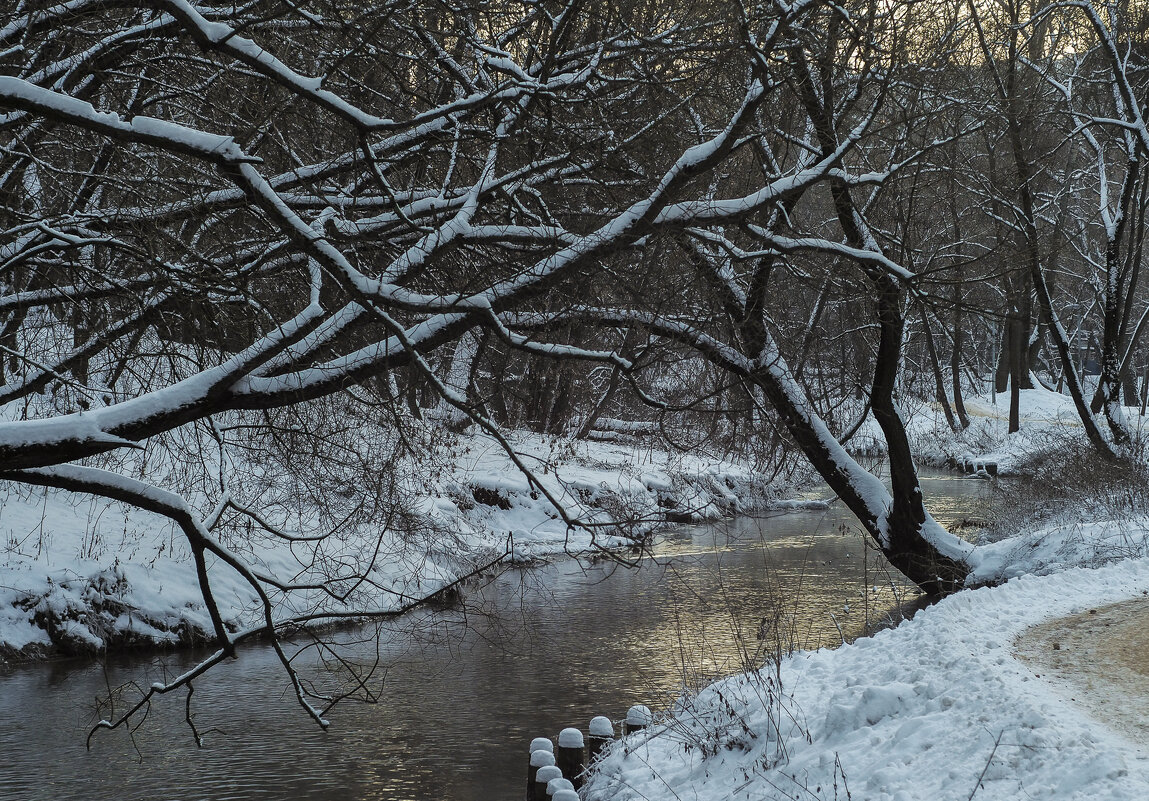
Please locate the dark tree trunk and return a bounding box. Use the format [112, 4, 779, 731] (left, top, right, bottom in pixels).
[951, 272, 971, 429]
[994, 323, 1010, 394]
[1001, 57, 1116, 457]
[1009, 314, 1022, 434]
[739, 299, 971, 596]
[921, 303, 958, 432]
[870, 280, 968, 594]
[1122, 367, 1138, 408]
[773, 42, 972, 595]
[404, 370, 423, 421]
[544, 369, 574, 435]
[1141, 364, 1149, 416]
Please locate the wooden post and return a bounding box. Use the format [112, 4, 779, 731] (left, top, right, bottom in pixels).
[527, 749, 555, 801]
[588, 715, 614, 765]
[625, 704, 652, 735]
[556, 727, 586, 788]
[534, 765, 562, 801]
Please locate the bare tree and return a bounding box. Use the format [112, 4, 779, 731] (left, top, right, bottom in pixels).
[1, 0, 716, 733]
[1041, 0, 1149, 447]
[5, 0, 1073, 735]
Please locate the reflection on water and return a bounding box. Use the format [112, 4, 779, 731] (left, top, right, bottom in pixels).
[0, 473, 989, 801]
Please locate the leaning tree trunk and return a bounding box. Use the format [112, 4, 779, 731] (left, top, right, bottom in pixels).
[738, 270, 972, 595]
[749, 319, 973, 596]
[776, 43, 972, 595]
[1028, 264, 1117, 457]
[871, 279, 970, 594]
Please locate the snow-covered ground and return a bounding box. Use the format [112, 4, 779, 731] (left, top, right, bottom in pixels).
[904, 383, 1149, 477]
[585, 554, 1149, 801]
[0, 427, 786, 659]
[583, 387, 1149, 801]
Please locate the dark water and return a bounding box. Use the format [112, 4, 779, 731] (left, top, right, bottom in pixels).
[0, 473, 989, 801]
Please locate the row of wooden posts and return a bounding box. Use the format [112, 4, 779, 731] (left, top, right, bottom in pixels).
[525, 704, 653, 800]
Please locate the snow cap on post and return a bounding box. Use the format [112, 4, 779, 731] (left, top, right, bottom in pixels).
[625, 704, 652, 733]
[587, 715, 615, 765]
[527, 747, 557, 801]
[530, 737, 554, 753]
[546, 777, 575, 797]
[553, 791, 580, 801]
[535, 765, 563, 784]
[555, 726, 587, 789]
[558, 727, 584, 748]
[530, 750, 556, 768]
[589, 715, 614, 737]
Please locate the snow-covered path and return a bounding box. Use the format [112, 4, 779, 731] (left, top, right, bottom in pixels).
[1017, 598, 1149, 745]
[585, 558, 1149, 801]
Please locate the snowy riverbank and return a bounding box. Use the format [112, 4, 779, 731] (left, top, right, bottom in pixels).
[1, 384, 1139, 661]
[585, 548, 1149, 801]
[579, 388, 1149, 800]
[904, 384, 1149, 477]
[0, 429, 791, 660]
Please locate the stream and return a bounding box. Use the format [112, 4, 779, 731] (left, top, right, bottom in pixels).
[0, 472, 991, 801]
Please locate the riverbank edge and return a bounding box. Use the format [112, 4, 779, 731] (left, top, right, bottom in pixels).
[1, 386, 1089, 665]
[582, 551, 1149, 801]
[0, 430, 810, 665]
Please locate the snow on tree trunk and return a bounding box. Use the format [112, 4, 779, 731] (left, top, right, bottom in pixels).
[752, 326, 973, 597]
[431, 330, 480, 431]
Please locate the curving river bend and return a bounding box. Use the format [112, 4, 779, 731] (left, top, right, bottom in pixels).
[0, 472, 989, 801]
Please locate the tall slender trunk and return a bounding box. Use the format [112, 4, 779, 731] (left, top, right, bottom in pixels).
[1007, 85, 1116, 456]
[1123, 368, 1138, 407]
[1009, 313, 1022, 434]
[951, 269, 971, 428]
[1089, 160, 1142, 446]
[921, 302, 958, 432]
[1141, 364, 1149, 416]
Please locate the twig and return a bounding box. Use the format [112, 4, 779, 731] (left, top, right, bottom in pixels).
[968, 729, 1005, 800]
